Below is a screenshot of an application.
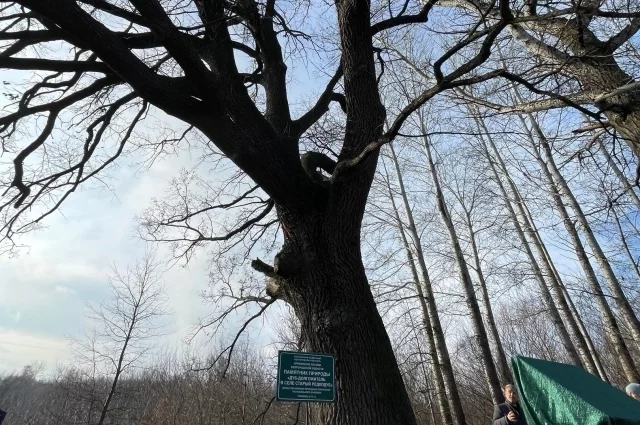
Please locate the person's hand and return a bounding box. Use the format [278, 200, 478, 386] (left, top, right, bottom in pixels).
[507, 411, 517, 422]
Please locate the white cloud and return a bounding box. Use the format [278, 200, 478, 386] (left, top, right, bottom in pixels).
[0, 328, 70, 375]
[0, 150, 223, 374]
[54, 285, 75, 294]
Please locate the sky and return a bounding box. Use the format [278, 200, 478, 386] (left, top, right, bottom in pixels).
[0, 149, 216, 374]
[0, 140, 293, 375]
[0, 21, 328, 375]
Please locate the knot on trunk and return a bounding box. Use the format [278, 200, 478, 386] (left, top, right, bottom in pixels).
[251, 258, 284, 299]
[251, 243, 306, 301]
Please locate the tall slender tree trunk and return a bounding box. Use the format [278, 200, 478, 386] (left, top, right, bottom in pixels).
[598, 138, 640, 209]
[514, 113, 640, 382]
[98, 308, 138, 425]
[463, 208, 512, 385]
[517, 174, 609, 382]
[383, 161, 453, 425]
[420, 129, 503, 404]
[386, 148, 466, 425]
[471, 113, 585, 370]
[407, 311, 441, 425]
[611, 206, 640, 282]
[522, 107, 640, 347]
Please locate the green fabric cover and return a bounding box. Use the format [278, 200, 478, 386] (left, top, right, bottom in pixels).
[512, 356, 640, 425]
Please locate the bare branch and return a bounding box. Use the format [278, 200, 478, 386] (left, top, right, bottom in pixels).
[292, 65, 343, 136]
[0, 57, 112, 73]
[371, 0, 437, 35]
[605, 17, 640, 51]
[500, 71, 601, 120]
[508, 24, 573, 63]
[453, 88, 597, 113]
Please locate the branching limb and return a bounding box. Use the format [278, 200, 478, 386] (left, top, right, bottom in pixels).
[508, 24, 573, 63]
[605, 17, 640, 51]
[292, 65, 343, 137]
[453, 88, 597, 113]
[5, 109, 58, 207]
[78, 0, 152, 27]
[139, 177, 277, 263]
[0, 57, 112, 73]
[193, 298, 276, 377]
[18, 0, 200, 118]
[0, 76, 119, 130]
[371, 0, 438, 35]
[1, 96, 146, 242]
[334, 68, 505, 173]
[301, 151, 337, 188]
[500, 70, 601, 120]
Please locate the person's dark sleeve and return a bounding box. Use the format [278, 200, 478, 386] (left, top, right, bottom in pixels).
[0, 408, 7, 425]
[493, 405, 509, 425]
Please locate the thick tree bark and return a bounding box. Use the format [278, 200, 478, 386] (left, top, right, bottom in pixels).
[386, 147, 465, 425]
[279, 223, 417, 424]
[569, 56, 640, 157]
[517, 116, 640, 382]
[421, 131, 503, 405]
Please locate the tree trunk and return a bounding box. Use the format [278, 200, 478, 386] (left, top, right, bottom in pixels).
[273, 200, 417, 425]
[386, 147, 465, 425]
[611, 205, 640, 282]
[421, 130, 503, 405]
[287, 244, 417, 424]
[97, 303, 139, 425]
[574, 58, 640, 158]
[472, 113, 585, 369]
[463, 208, 512, 385]
[512, 19, 640, 158]
[524, 109, 640, 347]
[598, 138, 640, 209]
[573, 59, 640, 158]
[516, 171, 609, 382]
[407, 310, 443, 425]
[516, 114, 640, 382]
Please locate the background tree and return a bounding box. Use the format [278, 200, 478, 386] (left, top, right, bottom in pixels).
[55, 249, 170, 425]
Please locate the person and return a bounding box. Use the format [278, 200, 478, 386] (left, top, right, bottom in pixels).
[0, 408, 6, 425]
[493, 384, 527, 425]
[626, 383, 640, 401]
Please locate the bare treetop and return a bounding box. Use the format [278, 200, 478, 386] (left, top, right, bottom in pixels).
[0, 0, 518, 252]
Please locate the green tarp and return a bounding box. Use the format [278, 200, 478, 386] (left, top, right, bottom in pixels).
[512, 356, 640, 425]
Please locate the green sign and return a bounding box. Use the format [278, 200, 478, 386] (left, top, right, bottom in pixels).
[276, 351, 335, 402]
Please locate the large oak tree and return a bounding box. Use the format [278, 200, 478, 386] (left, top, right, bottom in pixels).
[0, 0, 517, 422]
